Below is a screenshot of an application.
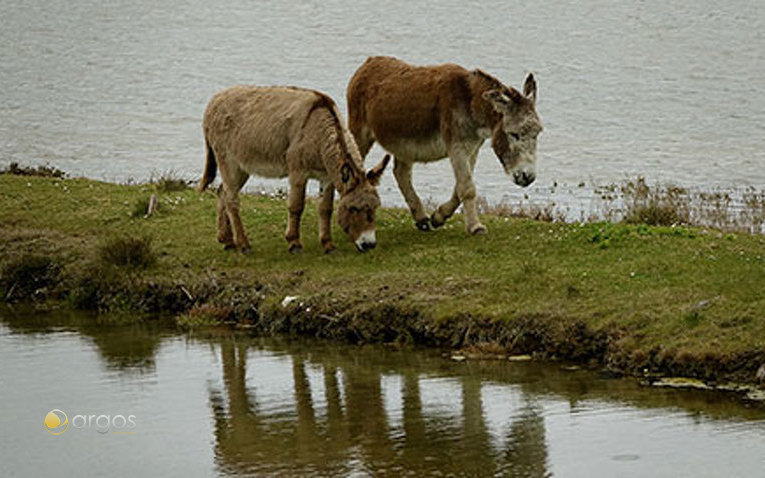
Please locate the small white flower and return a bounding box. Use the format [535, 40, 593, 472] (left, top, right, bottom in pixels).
[281, 296, 298, 307]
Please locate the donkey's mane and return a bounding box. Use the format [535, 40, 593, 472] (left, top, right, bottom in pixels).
[471, 69, 512, 95]
[305, 93, 348, 155]
[305, 92, 365, 175]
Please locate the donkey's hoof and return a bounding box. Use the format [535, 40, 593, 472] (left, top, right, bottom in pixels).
[469, 224, 488, 235]
[288, 243, 303, 254]
[415, 218, 432, 231]
[223, 243, 237, 251]
[240, 247, 252, 255]
[430, 213, 446, 229]
[323, 242, 336, 254]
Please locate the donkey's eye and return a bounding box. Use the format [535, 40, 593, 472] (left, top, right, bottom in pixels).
[509, 133, 520, 141]
[349, 207, 359, 213]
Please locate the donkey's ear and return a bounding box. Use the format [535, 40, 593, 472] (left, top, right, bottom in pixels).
[341, 164, 355, 184]
[523, 72, 537, 102]
[483, 89, 523, 113]
[366, 154, 390, 186]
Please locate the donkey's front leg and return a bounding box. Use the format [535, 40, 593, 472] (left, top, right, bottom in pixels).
[285, 174, 307, 253]
[450, 148, 486, 235]
[393, 156, 431, 231]
[431, 189, 459, 228]
[318, 181, 335, 253]
[432, 149, 478, 228]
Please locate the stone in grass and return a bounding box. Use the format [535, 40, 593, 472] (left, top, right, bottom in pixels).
[651, 377, 712, 391]
[507, 354, 533, 362]
[745, 389, 765, 402]
[756, 364, 765, 383]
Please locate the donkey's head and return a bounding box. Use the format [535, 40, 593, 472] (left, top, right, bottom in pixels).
[336, 155, 390, 252]
[483, 73, 542, 187]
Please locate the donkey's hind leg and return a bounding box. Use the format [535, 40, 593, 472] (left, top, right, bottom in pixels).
[285, 174, 307, 253]
[393, 156, 431, 231]
[220, 165, 251, 253]
[317, 181, 335, 253]
[216, 185, 234, 249]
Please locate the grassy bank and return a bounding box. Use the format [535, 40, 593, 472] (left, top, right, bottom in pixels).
[1, 173, 764, 384]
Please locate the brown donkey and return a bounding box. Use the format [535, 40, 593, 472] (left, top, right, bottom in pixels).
[199, 86, 390, 253]
[347, 56, 542, 234]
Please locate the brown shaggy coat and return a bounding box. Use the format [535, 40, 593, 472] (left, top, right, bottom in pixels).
[347, 56, 541, 234]
[200, 86, 388, 253]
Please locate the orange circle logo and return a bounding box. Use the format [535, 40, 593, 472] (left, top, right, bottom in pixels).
[44, 409, 69, 435]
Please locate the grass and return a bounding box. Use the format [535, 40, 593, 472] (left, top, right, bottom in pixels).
[149, 171, 191, 193]
[98, 235, 156, 269]
[1, 173, 764, 381]
[131, 196, 153, 218]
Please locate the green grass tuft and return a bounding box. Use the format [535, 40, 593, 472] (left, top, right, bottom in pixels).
[131, 197, 152, 218]
[151, 171, 191, 192]
[98, 236, 156, 269]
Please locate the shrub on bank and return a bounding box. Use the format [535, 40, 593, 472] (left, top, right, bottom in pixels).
[98, 236, 156, 269]
[0, 254, 61, 302]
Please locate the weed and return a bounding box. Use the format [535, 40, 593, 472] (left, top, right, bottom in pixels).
[98, 236, 156, 269]
[1, 254, 61, 301]
[67, 276, 102, 310]
[683, 311, 703, 328]
[150, 171, 190, 192]
[565, 284, 581, 298]
[477, 196, 562, 222]
[177, 304, 234, 327]
[1, 162, 66, 178]
[131, 197, 153, 218]
[622, 177, 689, 226]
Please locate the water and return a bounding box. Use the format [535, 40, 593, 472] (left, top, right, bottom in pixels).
[1, 310, 764, 477]
[2, 0, 764, 211]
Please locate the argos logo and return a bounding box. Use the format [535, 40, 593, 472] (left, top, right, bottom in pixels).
[44, 409, 137, 435]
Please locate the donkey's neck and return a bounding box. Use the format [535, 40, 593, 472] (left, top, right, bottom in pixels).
[468, 70, 505, 131]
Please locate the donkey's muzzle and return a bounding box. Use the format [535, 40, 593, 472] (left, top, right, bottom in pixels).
[356, 241, 376, 253]
[513, 171, 536, 187]
[355, 230, 377, 253]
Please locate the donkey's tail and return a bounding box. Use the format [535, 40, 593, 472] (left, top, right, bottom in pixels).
[198, 139, 217, 192]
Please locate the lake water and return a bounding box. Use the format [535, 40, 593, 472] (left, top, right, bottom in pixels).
[1, 310, 764, 477]
[2, 0, 764, 212]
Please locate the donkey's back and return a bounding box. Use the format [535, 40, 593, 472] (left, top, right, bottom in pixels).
[202, 86, 320, 180]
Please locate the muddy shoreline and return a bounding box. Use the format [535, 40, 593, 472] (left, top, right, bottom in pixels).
[7, 269, 764, 394]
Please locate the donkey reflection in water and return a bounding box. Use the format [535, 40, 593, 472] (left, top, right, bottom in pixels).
[199, 86, 390, 253]
[347, 56, 542, 235]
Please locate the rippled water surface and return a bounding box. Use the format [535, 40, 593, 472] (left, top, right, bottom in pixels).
[1, 311, 764, 477]
[2, 0, 764, 209]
